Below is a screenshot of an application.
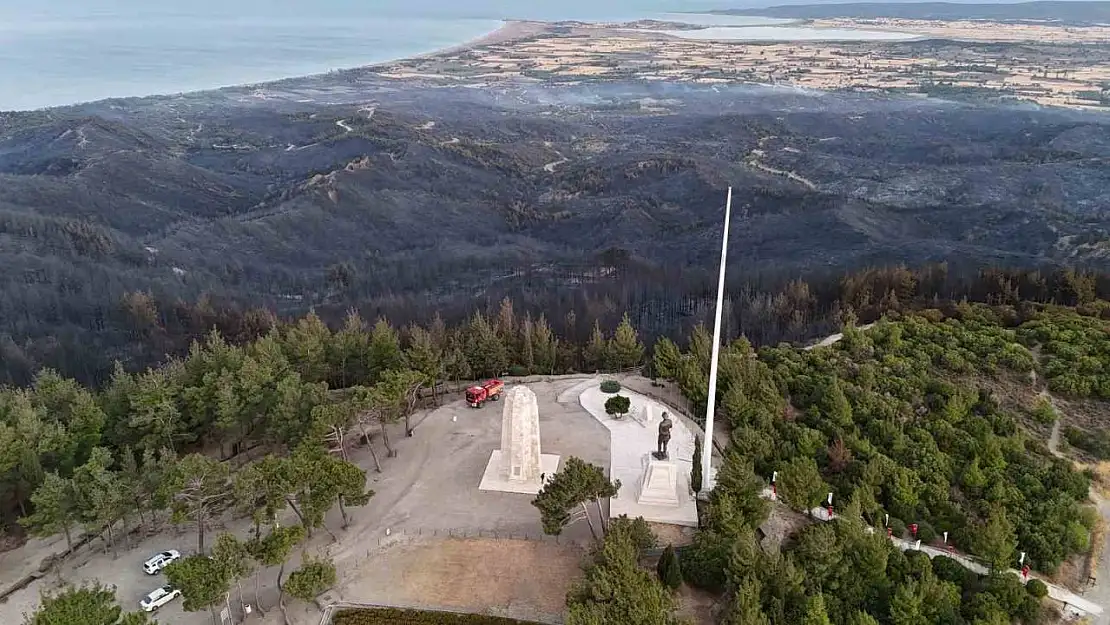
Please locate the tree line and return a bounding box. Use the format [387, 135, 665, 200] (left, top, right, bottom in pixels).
[2, 261, 1109, 391]
[1, 301, 646, 530]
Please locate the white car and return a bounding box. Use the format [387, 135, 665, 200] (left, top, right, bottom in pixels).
[142, 549, 181, 574]
[140, 585, 181, 612]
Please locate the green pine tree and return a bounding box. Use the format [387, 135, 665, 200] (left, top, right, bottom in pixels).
[691, 435, 703, 494]
[652, 337, 682, 380]
[657, 544, 682, 590]
[609, 313, 645, 370]
[583, 321, 608, 372]
[802, 593, 832, 625]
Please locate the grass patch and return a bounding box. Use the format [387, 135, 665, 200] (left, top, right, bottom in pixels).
[332, 607, 546, 625]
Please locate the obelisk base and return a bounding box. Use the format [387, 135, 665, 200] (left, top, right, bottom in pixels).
[479, 451, 561, 495]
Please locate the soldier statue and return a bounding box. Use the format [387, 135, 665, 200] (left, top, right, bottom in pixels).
[654, 412, 673, 460]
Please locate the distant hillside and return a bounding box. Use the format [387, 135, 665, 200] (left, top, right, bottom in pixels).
[2, 77, 1110, 384]
[723, 1, 1110, 25]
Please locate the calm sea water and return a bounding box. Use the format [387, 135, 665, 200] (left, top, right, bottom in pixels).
[0, 0, 904, 111]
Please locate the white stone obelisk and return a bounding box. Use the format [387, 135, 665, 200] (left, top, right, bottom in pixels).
[499, 386, 541, 482]
[479, 386, 560, 494]
[701, 187, 732, 492]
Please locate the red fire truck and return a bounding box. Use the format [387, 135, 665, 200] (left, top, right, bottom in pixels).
[465, 379, 504, 408]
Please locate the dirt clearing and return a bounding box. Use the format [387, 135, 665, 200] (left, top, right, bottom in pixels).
[334, 537, 585, 623]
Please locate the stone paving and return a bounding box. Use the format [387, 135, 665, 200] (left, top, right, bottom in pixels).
[576, 381, 699, 527]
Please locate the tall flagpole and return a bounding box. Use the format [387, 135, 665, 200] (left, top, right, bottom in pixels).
[702, 186, 732, 490]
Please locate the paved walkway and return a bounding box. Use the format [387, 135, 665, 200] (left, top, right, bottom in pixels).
[574, 382, 699, 527]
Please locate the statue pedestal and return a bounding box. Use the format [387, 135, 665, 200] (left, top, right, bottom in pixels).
[637, 455, 680, 507]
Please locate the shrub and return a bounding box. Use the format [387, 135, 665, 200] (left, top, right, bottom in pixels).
[1030, 396, 1057, 425]
[507, 364, 529, 377]
[604, 394, 631, 419]
[679, 532, 730, 592]
[889, 517, 907, 538]
[600, 380, 622, 393]
[284, 556, 337, 603]
[611, 515, 658, 550]
[986, 573, 1041, 623]
[1025, 579, 1048, 599]
[333, 608, 545, 624]
[657, 544, 682, 590]
[932, 555, 971, 588]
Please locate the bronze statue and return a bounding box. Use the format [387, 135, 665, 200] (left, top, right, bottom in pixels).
[654, 412, 673, 460]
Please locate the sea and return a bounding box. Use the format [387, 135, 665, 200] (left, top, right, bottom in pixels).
[0, 0, 916, 111]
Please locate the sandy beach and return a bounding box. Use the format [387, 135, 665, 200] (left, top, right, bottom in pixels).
[369, 20, 551, 69]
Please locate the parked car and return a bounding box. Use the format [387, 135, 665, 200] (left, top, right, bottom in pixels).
[142, 550, 181, 574]
[140, 585, 181, 612]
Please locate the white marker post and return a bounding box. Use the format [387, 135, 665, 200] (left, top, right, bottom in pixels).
[915, 539, 922, 551]
[884, 513, 889, 527]
[701, 187, 733, 491]
[1019, 552, 1026, 565]
[943, 531, 948, 545]
[827, 492, 833, 505]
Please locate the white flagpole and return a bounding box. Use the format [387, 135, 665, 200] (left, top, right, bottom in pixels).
[702, 187, 733, 489]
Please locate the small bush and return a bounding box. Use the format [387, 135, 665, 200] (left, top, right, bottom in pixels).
[932, 555, 971, 587]
[1031, 396, 1057, 425]
[284, 556, 336, 603]
[1025, 579, 1048, 599]
[333, 607, 545, 625]
[507, 364, 529, 377]
[889, 517, 907, 539]
[679, 533, 729, 592]
[600, 380, 622, 393]
[604, 395, 631, 418]
[657, 544, 682, 590]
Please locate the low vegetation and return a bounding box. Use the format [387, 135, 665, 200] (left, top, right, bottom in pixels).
[600, 380, 623, 393]
[566, 517, 674, 625]
[332, 608, 545, 625]
[22, 582, 152, 625]
[604, 394, 631, 419]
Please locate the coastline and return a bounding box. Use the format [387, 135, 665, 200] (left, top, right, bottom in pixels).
[406, 19, 550, 61]
[0, 18, 539, 113]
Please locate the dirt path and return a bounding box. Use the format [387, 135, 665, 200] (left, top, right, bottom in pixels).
[1050, 416, 1063, 455]
[542, 145, 569, 173]
[746, 136, 818, 190]
[1001, 389, 1109, 622]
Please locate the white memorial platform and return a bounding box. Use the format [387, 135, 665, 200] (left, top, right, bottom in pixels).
[479, 386, 560, 495]
[638, 456, 681, 507]
[578, 384, 699, 527]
